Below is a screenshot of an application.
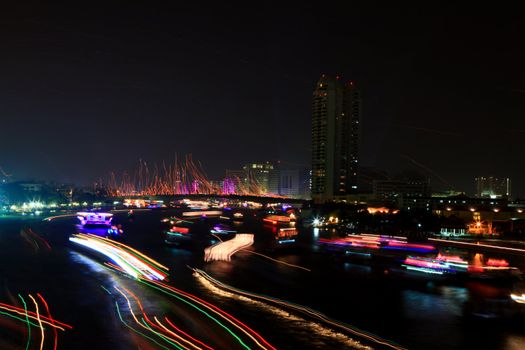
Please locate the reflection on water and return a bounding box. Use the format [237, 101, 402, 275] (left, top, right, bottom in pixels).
[343, 262, 372, 274]
[403, 287, 467, 319]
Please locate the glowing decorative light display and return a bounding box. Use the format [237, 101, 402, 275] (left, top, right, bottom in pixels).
[204, 234, 254, 262]
[103, 156, 285, 197]
[69, 233, 168, 281]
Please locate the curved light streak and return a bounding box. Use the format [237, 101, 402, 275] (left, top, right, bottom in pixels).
[69, 233, 168, 281]
[87, 239, 274, 350]
[138, 278, 276, 350]
[37, 293, 58, 350]
[243, 251, 311, 272]
[18, 294, 31, 350]
[193, 268, 406, 350]
[29, 294, 45, 350]
[204, 234, 254, 262]
[115, 287, 186, 349]
[114, 301, 171, 350]
[210, 234, 310, 272]
[0, 294, 72, 349]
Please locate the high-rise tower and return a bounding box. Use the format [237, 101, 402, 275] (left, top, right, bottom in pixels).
[311, 75, 360, 201]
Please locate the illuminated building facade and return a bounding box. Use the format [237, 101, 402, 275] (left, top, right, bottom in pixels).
[223, 162, 309, 197]
[374, 179, 430, 203]
[242, 162, 274, 194]
[475, 176, 511, 199]
[311, 75, 360, 202]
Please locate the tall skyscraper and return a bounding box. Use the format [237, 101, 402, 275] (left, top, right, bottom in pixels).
[311, 75, 360, 201]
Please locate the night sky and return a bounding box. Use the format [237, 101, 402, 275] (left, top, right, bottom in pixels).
[1, 3, 524, 195]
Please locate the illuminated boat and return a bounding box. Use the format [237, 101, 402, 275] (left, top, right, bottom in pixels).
[165, 225, 192, 245]
[263, 214, 293, 225]
[76, 212, 123, 239]
[401, 256, 463, 276]
[467, 257, 520, 282]
[318, 235, 437, 261]
[182, 210, 222, 218]
[77, 212, 113, 226]
[275, 227, 298, 246]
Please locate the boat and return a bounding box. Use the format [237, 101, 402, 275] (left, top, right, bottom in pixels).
[275, 227, 298, 246]
[75, 212, 124, 239]
[76, 212, 113, 227]
[165, 225, 193, 245]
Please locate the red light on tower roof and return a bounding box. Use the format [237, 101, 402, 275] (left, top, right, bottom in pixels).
[336, 75, 340, 80]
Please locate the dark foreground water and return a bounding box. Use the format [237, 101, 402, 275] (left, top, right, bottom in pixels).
[1, 210, 525, 349]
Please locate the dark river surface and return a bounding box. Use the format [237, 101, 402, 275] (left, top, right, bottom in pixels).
[1, 209, 525, 349]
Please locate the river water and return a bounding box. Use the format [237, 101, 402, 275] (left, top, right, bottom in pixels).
[0, 210, 524, 349]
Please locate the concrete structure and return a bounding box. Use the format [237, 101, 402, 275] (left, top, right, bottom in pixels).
[311, 75, 360, 202]
[475, 176, 511, 198]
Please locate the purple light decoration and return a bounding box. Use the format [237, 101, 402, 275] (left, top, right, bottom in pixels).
[192, 180, 199, 194]
[222, 178, 236, 194]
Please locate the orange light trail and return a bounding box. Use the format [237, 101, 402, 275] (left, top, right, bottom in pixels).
[29, 294, 45, 350]
[37, 293, 58, 350]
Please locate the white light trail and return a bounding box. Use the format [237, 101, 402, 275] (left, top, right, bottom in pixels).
[204, 234, 254, 262]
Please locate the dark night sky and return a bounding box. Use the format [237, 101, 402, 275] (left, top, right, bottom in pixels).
[1, 3, 524, 195]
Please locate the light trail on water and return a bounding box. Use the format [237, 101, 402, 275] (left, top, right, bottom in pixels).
[204, 234, 254, 262]
[193, 268, 406, 350]
[69, 233, 169, 281]
[0, 293, 73, 349]
[76, 237, 275, 350]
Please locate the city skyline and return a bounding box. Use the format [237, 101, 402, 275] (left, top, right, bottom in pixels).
[1, 5, 525, 349]
[1, 3, 524, 195]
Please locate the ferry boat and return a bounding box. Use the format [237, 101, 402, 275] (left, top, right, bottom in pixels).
[276, 227, 298, 245]
[76, 212, 123, 239]
[165, 225, 192, 245]
[76, 212, 113, 227]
